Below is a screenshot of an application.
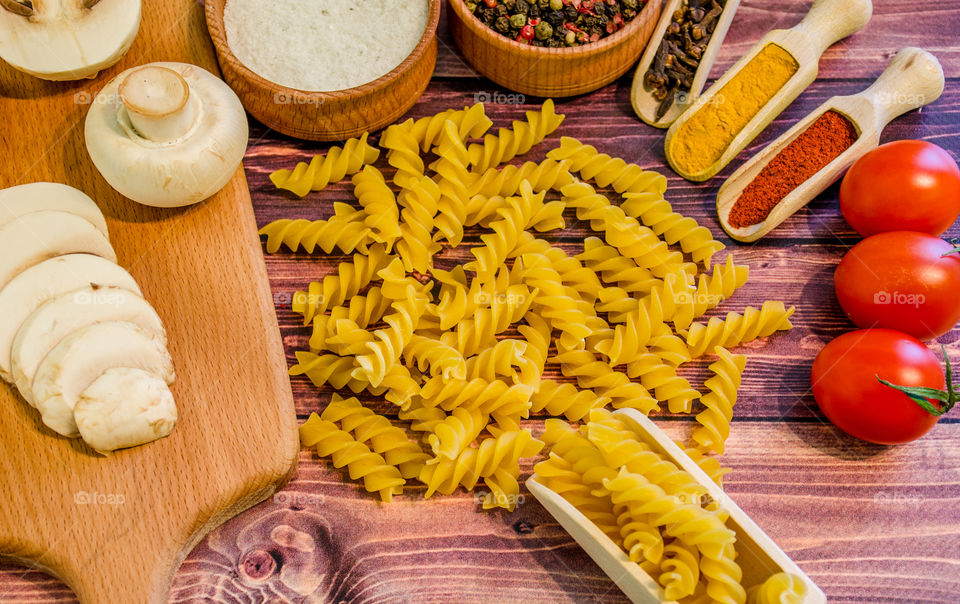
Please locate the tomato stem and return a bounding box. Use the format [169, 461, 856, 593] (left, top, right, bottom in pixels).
[876, 346, 957, 417]
[942, 245, 960, 257]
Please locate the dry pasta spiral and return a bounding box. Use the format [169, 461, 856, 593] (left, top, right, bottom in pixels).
[700, 543, 747, 604]
[530, 380, 609, 422]
[623, 353, 701, 413]
[692, 347, 747, 455]
[380, 121, 426, 189]
[271, 133, 380, 197]
[403, 334, 467, 381]
[659, 541, 701, 600]
[292, 244, 393, 325]
[684, 301, 796, 359]
[353, 165, 402, 245]
[395, 175, 441, 273]
[308, 287, 392, 352]
[621, 192, 726, 269]
[289, 351, 382, 395]
[426, 407, 487, 460]
[546, 136, 667, 195]
[467, 99, 565, 172]
[554, 348, 659, 414]
[578, 237, 660, 294]
[468, 158, 574, 199]
[432, 120, 472, 246]
[258, 213, 372, 255]
[746, 572, 807, 604]
[300, 413, 405, 502]
[355, 288, 427, 387]
[320, 394, 429, 479]
[410, 103, 492, 152]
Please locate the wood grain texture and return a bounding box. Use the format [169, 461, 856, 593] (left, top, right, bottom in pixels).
[204, 0, 442, 141]
[447, 0, 664, 97]
[0, 0, 958, 602]
[0, 1, 299, 602]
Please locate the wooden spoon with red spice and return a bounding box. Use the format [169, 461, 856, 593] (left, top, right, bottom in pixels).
[716, 47, 945, 243]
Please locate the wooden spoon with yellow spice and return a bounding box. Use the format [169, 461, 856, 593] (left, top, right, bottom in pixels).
[717, 47, 945, 242]
[664, 0, 873, 182]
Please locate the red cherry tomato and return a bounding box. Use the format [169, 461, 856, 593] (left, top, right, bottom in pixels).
[839, 140, 960, 236]
[834, 231, 960, 340]
[812, 329, 945, 444]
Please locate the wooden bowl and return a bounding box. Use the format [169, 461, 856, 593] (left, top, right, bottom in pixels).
[204, 0, 441, 141]
[448, 0, 664, 98]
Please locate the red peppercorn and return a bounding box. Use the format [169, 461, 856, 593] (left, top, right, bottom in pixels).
[528, 17, 540, 26]
[589, 32, 600, 42]
[483, 0, 497, 6]
[519, 23, 535, 39]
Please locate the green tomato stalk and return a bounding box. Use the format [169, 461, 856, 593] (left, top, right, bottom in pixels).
[878, 345, 957, 417]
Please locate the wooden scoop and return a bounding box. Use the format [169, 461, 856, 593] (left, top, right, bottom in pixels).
[527, 409, 827, 603]
[717, 47, 945, 242]
[631, 0, 743, 129]
[664, 0, 873, 182]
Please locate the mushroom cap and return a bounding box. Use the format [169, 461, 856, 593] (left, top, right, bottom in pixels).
[85, 61, 249, 208]
[0, 253, 140, 382]
[0, 209, 117, 293]
[12, 285, 165, 405]
[0, 182, 109, 235]
[0, 0, 141, 81]
[32, 320, 174, 437]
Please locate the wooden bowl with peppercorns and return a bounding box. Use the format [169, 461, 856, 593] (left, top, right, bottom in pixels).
[204, 0, 441, 141]
[448, 0, 664, 98]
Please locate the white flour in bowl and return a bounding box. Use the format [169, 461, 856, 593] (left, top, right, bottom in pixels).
[224, 0, 429, 92]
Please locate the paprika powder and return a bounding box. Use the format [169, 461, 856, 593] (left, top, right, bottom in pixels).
[728, 110, 859, 228]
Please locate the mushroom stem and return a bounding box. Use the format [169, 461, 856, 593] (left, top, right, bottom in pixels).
[119, 65, 196, 143]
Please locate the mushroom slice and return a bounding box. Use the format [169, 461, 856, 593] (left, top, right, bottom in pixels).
[11, 286, 165, 405]
[0, 182, 108, 235]
[75, 367, 177, 453]
[85, 62, 248, 207]
[0, 210, 116, 293]
[32, 321, 174, 437]
[0, 254, 140, 383]
[0, 0, 141, 81]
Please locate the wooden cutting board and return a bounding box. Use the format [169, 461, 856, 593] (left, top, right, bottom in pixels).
[0, 1, 299, 602]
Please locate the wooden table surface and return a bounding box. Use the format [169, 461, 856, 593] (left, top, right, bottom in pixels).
[2, 0, 958, 602]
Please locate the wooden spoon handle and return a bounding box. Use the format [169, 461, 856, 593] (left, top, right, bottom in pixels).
[794, 0, 873, 55]
[860, 47, 945, 126]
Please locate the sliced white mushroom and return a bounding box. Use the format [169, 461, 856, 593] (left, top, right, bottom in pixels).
[32, 321, 174, 437]
[11, 286, 165, 405]
[0, 182, 108, 235]
[0, 254, 140, 383]
[0, 0, 141, 81]
[85, 62, 249, 207]
[74, 367, 177, 453]
[0, 210, 116, 293]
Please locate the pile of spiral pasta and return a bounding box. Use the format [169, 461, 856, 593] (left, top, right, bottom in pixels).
[260, 100, 797, 603]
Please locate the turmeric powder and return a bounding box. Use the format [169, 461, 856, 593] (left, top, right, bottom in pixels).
[668, 43, 799, 177]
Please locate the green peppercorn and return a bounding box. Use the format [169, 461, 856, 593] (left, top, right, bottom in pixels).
[466, 0, 479, 11]
[534, 20, 553, 39]
[549, 0, 562, 9]
[565, 30, 576, 45]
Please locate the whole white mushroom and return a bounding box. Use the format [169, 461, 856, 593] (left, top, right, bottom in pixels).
[85, 61, 249, 208]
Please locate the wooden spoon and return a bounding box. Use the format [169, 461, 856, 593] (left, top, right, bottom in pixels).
[717, 47, 945, 242]
[664, 0, 873, 182]
[632, 0, 742, 129]
[526, 409, 827, 603]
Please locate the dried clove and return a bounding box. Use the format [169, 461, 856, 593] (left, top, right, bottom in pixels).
[0, 0, 33, 16]
[643, 0, 727, 120]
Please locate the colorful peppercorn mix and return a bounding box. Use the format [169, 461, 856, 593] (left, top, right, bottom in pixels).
[465, 0, 645, 47]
